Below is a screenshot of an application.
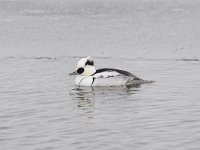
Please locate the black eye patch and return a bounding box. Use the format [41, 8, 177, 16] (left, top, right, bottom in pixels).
[85, 60, 94, 66]
[77, 67, 84, 74]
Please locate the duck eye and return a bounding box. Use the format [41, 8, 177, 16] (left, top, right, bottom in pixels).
[85, 60, 94, 66]
[77, 67, 84, 74]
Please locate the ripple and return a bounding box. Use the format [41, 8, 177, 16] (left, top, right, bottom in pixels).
[0, 56, 200, 150]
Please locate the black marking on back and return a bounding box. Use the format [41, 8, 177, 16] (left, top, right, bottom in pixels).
[85, 60, 94, 66]
[106, 75, 114, 78]
[95, 68, 141, 80]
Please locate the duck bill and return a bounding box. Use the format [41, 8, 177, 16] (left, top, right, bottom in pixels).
[69, 71, 78, 76]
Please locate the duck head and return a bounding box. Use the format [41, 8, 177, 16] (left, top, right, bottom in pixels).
[69, 56, 96, 76]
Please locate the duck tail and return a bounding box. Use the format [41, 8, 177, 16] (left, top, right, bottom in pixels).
[126, 79, 155, 87]
[142, 80, 155, 84]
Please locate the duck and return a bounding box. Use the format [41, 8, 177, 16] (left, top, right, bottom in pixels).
[69, 56, 154, 87]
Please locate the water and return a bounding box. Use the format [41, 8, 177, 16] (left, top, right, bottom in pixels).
[1, 0, 200, 59]
[1, 0, 200, 150]
[0, 57, 200, 150]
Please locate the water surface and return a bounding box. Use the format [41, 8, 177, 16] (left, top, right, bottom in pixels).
[0, 57, 200, 150]
[1, 0, 200, 149]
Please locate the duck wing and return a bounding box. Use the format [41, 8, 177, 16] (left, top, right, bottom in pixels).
[95, 68, 142, 80]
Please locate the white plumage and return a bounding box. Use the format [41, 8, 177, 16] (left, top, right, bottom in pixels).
[69, 56, 154, 87]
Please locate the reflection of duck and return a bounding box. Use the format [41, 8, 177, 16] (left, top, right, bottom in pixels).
[70, 87, 95, 112]
[70, 86, 140, 112]
[69, 56, 154, 87]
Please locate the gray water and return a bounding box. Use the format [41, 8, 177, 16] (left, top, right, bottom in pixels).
[1, 57, 200, 150]
[1, 0, 200, 150]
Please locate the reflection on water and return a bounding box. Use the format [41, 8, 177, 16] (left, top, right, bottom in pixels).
[70, 87, 95, 112]
[1, 57, 200, 150]
[70, 86, 140, 112]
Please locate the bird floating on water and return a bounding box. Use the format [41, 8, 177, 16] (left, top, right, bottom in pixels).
[69, 56, 154, 87]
